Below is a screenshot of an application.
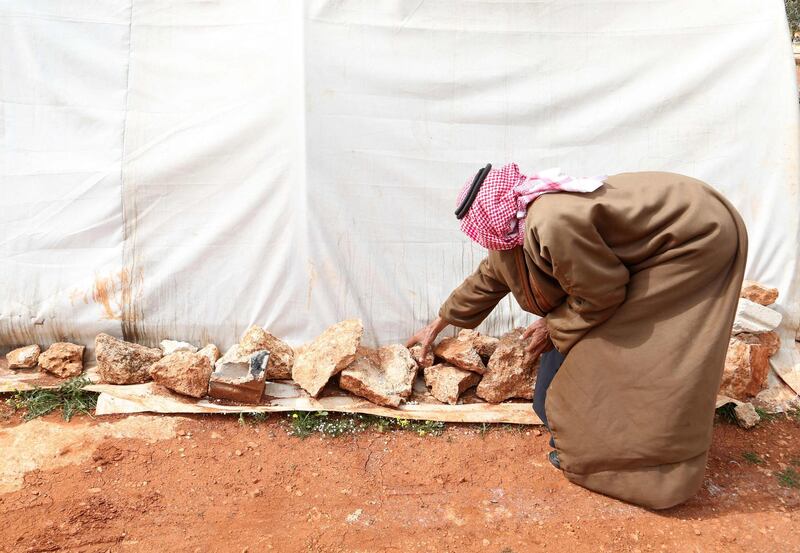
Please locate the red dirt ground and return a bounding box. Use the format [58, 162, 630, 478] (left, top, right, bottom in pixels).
[1, 409, 799, 553]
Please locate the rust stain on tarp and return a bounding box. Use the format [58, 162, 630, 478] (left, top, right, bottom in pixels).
[75, 264, 145, 342]
[91, 271, 124, 320]
[88, 269, 143, 325]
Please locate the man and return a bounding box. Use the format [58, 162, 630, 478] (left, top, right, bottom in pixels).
[407, 163, 747, 509]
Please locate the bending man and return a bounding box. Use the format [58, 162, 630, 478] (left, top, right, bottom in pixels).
[407, 163, 747, 509]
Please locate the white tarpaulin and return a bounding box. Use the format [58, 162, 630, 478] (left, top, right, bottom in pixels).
[1, 1, 799, 386]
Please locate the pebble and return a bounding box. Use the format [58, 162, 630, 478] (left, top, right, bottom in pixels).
[235, 449, 243, 456]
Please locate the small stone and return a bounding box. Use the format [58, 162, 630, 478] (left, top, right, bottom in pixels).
[424, 363, 481, 405]
[292, 320, 363, 397]
[208, 347, 270, 404]
[740, 280, 779, 306]
[733, 402, 760, 429]
[409, 344, 434, 369]
[476, 328, 538, 403]
[6, 345, 40, 369]
[235, 449, 243, 456]
[149, 351, 213, 398]
[159, 340, 198, 355]
[339, 345, 418, 407]
[38, 342, 85, 378]
[95, 333, 161, 384]
[732, 298, 782, 334]
[719, 332, 780, 400]
[197, 344, 221, 365]
[238, 326, 295, 380]
[434, 333, 486, 374]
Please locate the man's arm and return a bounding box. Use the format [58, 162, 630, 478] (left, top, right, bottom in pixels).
[439, 257, 511, 329]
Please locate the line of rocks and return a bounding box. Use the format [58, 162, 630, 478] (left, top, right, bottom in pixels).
[3, 280, 787, 416]
[722, 281, 782, 401]
[722, 280, 785, 427]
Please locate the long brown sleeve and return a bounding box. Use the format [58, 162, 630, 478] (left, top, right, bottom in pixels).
[439, 257, 510, 329]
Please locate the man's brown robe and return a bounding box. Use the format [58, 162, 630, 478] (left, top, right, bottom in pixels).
[440, 172, 747, 509]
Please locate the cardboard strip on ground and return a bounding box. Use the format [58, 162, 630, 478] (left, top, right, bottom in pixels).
[87, 381, 543, 425]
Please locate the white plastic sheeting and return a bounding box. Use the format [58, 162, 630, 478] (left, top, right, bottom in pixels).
[1, 2, 799, 373]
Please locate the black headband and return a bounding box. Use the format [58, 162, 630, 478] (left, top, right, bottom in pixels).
[455, 163, 492, 219]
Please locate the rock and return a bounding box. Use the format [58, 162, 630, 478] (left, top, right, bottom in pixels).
[238, 325, 295, 380]
[719, 332, 780, 400]
[218, 343, 246, 363]
[433, 333, 486, 374]
[740, 280, 779, 306]
[292, 319, 363, 397]
[733, 402, 760, 429]
[38, 343, 85, 378]
[95, 333, 162, 385]
[424, 363, 481, 405]
[197, 344, 221, 365]
[409, 344, 434, 369]
[476, 328, 538, 403]
[339, 345, 418, 407]
[149, 351, 213, 398]
[159, 340, 198, 355]
[753, 380, 800, 414]
[732, 298, 782, 334]
[239, 325, 270, 354]
[458, 330, 500, 359]
[208, 348, 270, 404]
[6, 345, 41, 369]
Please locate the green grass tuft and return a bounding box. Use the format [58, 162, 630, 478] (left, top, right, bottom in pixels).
[776, 467, 800, 489]
[238, 412, 269, 426]
[286, 411, 445, 438]
[715, 403, 737, 425]
[742, 451, 765, 465]
[754, 407, 778, 422]
[7, 376, 98, 422]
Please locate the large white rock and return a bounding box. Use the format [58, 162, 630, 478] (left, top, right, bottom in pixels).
[732, 298, 782, 334]
[292, 319, 363, 397]
[339, 345, 418, 407]
[160, 340, 198, 355]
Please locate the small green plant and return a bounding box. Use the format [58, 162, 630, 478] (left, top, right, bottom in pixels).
[286, 411, 445, 438]
[238, 412, 269, 426]
[409, 419, 445, 436]
[7, 377, 97, 422]
[776, 467, 800, 489]
[755, 407, 778, 422]
[289, 411, 361, 437]
[715, 403, 737, 425]
[742, 451, 765, 465]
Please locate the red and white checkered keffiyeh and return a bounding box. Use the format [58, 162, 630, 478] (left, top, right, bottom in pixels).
[457, 163, 606, 250]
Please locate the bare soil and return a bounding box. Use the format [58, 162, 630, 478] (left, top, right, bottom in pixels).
[1, 409, 799, 553]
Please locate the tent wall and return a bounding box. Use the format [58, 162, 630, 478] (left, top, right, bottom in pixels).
[1, 2, 798, 370]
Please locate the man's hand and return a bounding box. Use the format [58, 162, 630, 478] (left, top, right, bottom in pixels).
[406, 316, 450, 358]
[522, 318, 552, 359]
